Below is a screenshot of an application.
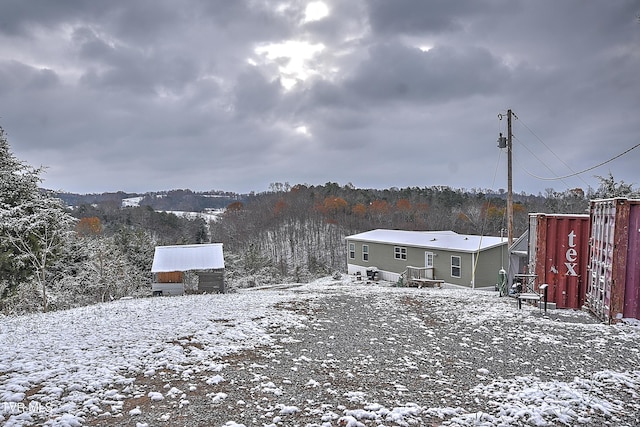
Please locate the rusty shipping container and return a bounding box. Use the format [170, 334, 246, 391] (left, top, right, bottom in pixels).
[528, 213, 591, 309]
[586, 198, 640, 323]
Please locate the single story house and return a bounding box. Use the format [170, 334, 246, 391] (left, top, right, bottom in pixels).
[345, 229, 508, 289]
[151, 243, 225, 295]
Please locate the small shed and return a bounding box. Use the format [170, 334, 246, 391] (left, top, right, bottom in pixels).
[151, 243, 225, 295]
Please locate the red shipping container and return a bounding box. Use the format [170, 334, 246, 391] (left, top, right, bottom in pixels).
[586, 198, 640, 323]
[528, 213, 590, 309]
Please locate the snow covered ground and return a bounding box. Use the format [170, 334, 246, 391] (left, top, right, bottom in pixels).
[1, 277, 639, 426]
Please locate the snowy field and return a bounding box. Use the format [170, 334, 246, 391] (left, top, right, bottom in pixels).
[1, 276, 639, 427]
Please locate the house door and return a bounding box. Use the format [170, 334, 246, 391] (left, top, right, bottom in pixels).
[424, 252, 434, 279]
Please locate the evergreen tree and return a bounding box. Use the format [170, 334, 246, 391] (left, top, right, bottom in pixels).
[593, 172, 639, 198]
[0, 126, 43, 298]
[0, 126, 76, 311]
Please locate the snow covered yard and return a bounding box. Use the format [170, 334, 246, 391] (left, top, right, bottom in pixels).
[1, 277, 639, 427]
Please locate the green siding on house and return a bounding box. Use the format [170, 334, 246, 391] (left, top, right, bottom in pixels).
[346, 230, 507, 288]
[473, 245, 507, 288]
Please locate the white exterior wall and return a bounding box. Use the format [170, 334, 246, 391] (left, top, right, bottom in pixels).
[347, 264, 401, 283]
[151, 282, 184, 296]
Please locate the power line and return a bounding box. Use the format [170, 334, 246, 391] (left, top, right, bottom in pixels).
[512, 134, 572, 188]
[515, 116, 591, 188]
[518, 142, 640, 181]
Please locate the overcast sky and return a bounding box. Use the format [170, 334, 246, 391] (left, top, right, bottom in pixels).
[1, 1, 638, 195]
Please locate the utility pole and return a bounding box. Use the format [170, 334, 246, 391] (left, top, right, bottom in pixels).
[506, 109, 513, 246]
[497, 109, 514, 246]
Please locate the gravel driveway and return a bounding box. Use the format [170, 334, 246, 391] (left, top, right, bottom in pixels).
[87, 281, 640, 427]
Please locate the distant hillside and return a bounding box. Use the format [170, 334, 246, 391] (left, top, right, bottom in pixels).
[54, 189, 247, 212]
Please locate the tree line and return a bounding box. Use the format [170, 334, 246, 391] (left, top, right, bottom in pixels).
[57, 188, 243, 212]
[209, 178, 637, 284]
[1, 124, 637, 314]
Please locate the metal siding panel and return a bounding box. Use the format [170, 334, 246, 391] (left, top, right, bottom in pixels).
[528, 215, 538, 276]
[587, 201, 605, 321]
[532, 214, 590, 309]
[587, 200, 618, 322]
[532, 214, 547, 292]
[624, 202, 640, 319]
[610, 199, 630, 322]
[586, 198, 640, 322]
[586, 202, 602, 320]
[548, 216, 561, 304]
[575, 217, 591, 309]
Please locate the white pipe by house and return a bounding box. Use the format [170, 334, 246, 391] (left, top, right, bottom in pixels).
[471, 252, 476, 289]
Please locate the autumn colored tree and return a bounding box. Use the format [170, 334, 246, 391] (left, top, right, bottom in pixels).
[76, 217, 103, 237]
[370, 200, 390, 214]
[396, 199, 411, 211]
[352, 203, 367, 217]
[226, 201, 244, 212]
[319, 197, 346, 214]
[273, 198, 288, 215]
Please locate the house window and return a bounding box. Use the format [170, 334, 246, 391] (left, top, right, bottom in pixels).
[394, 246, 407, 260]
[451, 255, 461, 278]
[362, 245, 369, 262]
[349, 243, 355, 259]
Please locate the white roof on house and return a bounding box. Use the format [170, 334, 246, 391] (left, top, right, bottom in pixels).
[345, 229, 506, 253]
[510, 230, 529, 253]
[151, 243, 224, 272]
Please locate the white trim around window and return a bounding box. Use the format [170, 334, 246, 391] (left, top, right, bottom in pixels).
[451, 255, 461, 278]
[394, 246, 407, 260]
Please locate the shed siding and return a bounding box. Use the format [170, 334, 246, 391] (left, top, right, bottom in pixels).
[157, 271, 183, 283]
[197, 271, 225, 294]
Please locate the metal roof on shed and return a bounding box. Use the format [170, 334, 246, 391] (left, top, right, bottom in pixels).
[345, 229, 506, 253]
[151, 243, 224, 272]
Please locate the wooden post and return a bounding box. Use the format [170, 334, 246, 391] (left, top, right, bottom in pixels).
[507, 109, 513, 246]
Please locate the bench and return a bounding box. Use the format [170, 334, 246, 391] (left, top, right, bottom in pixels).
[517, 293, 541, 310]
[516, 284, 550, 312]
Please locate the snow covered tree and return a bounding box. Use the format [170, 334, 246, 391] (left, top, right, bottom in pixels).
[49, 234, 146, 307]
[0, 126, 44, 298]
[0, 126, 76, 312]
[593, 173, 640, 198]
[1, 191, 76, 312]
